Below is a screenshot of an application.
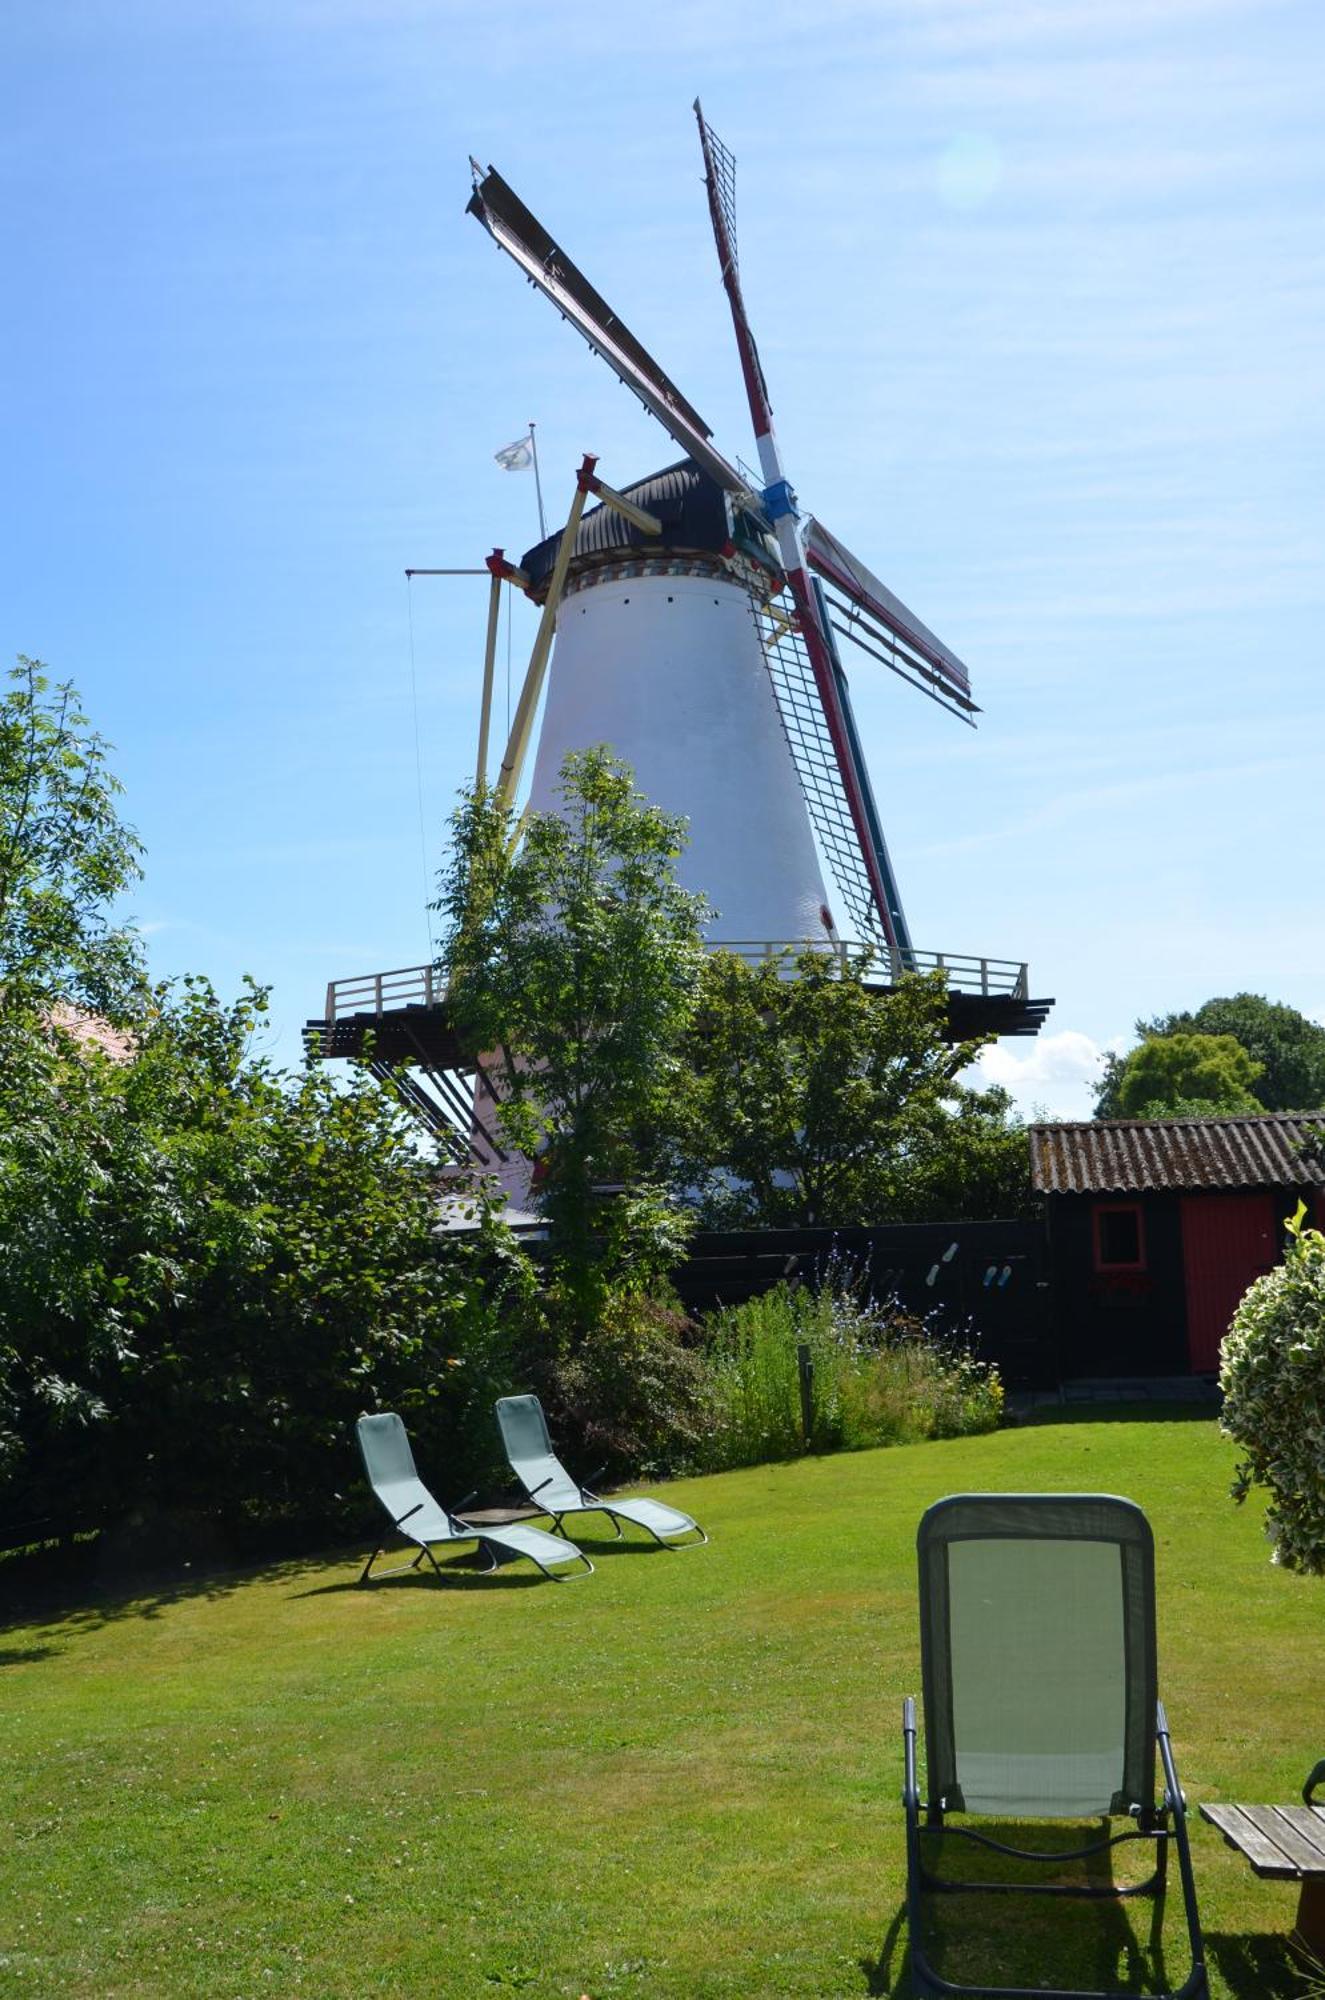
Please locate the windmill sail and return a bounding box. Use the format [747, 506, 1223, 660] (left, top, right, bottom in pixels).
[466, 164, 755, 505]
[805, 518, 977, 721]
[693, 102, 909, 947]
[752, 591, 887, 942]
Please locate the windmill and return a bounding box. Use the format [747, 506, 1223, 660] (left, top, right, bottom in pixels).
[306, 107, 1050, 1163]
[465, 103, 986, 956]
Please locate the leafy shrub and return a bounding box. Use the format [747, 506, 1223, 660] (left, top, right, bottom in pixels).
[1220, 1202, 1325, 1574]
[0, 981, 525, 1536]
[533, 1287, 709, 1483]
[694, 1262, 1002, 1472]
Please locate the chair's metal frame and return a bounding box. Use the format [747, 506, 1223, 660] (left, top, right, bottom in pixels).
[902, 1689, 1207, 1998]
[523, 1467, 709, 1549]
[360, 1493, 594, 1585]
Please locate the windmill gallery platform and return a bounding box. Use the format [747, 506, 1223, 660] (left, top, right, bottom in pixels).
[304, 942, 1052, 1155]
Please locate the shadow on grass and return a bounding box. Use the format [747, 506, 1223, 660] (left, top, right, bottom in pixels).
[290, 1524, 683, 1594]
[0, 1518, 381, 1644]
[0, 1644, 59, 1667]
[560, 1533, 671, 1558]
[293, 1558, 552, 1597]
[1, 1504, 680, 1641]
[862, 1820, 1199, 1997]
[1204, 1929, 1305, 1999]
[861, 1903, 907, 1995]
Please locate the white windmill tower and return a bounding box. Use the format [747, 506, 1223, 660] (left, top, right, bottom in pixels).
[515, 457, 836, 947]
[309, 107, 1049, 1167]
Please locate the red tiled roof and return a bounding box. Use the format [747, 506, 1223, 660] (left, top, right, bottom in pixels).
[1029, 1114, 1325, 1194]
[47, 1004, 135, 1064]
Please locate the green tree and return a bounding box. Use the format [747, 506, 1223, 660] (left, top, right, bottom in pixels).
[1095, 993, 1325, 1116]
[900, 1082, 1035, 1222]
[435, 748, 710, 1328]
[0, 661, 534, 1531]
[677, 946, 1013, 1227]
[0, 975, 521, 1530]
[1148, 995, 1325, 1111]
[0, 658, 144, 1025]
[1105, 1031, 1264, 1119]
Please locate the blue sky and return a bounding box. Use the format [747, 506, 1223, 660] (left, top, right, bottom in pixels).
[4, 0, 1322, 1117]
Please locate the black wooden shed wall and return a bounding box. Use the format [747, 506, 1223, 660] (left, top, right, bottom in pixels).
[1031, 1115, 1325, 1379]
[677, 1220, 1051, 1387]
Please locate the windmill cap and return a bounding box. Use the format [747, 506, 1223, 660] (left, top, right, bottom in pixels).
[520, 458, 772, 597]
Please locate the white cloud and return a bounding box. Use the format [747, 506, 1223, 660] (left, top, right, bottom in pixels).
[967, 1028, 1114, 1120]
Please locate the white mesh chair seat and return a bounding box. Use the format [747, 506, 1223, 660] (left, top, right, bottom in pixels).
[495, 1395, 706, 1548]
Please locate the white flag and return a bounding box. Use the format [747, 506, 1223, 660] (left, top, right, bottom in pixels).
[494, 434, 533, 471]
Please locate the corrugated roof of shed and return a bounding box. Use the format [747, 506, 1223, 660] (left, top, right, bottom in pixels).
[1029, 1113, 1325, 1194]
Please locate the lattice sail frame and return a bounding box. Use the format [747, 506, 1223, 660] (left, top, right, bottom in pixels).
[746, 583, 883, 941]
[702, 115, 741, 276]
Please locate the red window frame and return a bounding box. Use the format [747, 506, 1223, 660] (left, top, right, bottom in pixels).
[1093, 1201, 1147, 1272]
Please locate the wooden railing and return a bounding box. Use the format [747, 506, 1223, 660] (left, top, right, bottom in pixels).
[322, 963, 446, 1023]
[714, 941, 1029, 998]
[323, 941, 1028, 1024]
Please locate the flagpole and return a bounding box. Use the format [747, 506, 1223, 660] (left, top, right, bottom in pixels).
[528, 421, 547, 540]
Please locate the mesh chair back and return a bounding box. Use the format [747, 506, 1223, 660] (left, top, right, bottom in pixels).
[918, 1494, 1156, 1819]
[495, 1395, 582, 1511]
[357, 1412, 432, 1524]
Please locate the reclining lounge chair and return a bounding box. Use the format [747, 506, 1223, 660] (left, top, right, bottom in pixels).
[495, 1394, 707, 1548]
[356, 1412, 593, 1583]
[902, 1493, 1206, 1999]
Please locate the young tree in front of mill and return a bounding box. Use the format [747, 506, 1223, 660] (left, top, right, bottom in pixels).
[436, 748, 711, 1330]
[677, 946, 1026, 1228]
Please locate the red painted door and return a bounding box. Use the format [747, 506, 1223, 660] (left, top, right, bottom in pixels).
[1180, 1194, 1279, 1372]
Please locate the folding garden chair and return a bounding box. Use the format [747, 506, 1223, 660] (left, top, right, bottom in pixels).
[355, 1412, 593, 1583]
[495, 1394, 707, 1548]
[902, 1493, 1206, 1999]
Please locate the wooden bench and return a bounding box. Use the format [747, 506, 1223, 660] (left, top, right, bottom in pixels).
[1200, 1762, 1325, 1959]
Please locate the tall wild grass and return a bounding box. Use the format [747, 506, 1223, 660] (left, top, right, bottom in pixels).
[695, 1263, 1002, 1472]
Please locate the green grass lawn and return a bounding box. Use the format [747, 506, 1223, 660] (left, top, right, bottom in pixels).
[1, 1414, 1321, 1998]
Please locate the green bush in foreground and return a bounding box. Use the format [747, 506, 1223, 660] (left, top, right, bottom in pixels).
[0, 979, 523, 1535]
[1221, 1200, 1325, 1574]
[695, 1267, 1002, 1472]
